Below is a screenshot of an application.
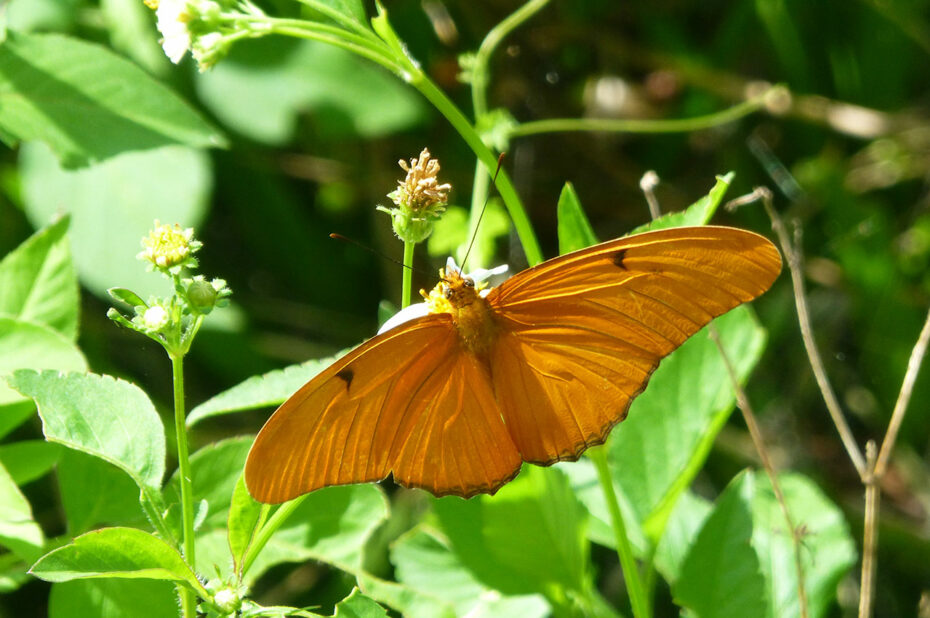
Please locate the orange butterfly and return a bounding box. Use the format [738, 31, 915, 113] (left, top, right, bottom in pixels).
[245, 226, 781, 503]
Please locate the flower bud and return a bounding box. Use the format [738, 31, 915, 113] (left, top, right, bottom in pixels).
[187, 278, 217, 311]
[142, 305, 170, 331]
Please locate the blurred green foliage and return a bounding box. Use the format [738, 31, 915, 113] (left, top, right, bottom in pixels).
[1, 0, 929, 616]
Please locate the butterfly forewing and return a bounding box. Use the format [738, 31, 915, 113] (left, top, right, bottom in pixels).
[485, 226, 781, 464]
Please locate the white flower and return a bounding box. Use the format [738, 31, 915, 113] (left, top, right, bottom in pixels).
[378, 258, 508, 335]
[156, 0, 193, 63]
[142, 305, 170, 330]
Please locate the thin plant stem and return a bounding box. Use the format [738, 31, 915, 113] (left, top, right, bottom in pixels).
[708, 325, 809, 618]
[751, 188, 868, 478]
[402, 240, 415, 308]
[171, 353, 196, 618]
[860, 443, 879, 618]
[410, 74, 544, 266]
[471, 0, 551, 117]
[589, 446, 650, 618]
[466, 0, 548, 268]
[241, 496, 308, 576]
[509, 91, 771, 138]
[874, 307, 930, 477]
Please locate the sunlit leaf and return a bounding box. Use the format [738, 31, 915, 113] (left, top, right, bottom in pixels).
[0, 32, 225, 167]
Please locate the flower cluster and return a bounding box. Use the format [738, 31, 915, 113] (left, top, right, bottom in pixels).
[109, 221, 231, 356]
[138, 220, 202, 273]
[146, 0, 267, 71]
[378, 148, 451, 244]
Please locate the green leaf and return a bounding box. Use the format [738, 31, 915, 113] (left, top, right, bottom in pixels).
[557, 182, 599, 254]
[19, 141, 212, 300]
[0, 439, 62, 485]
[195, 38, 424, 145]
[0, 31, 225, 167]
[57, 449, 147, 536]
[383, 526, 550, 618]
[30, 527, 206, 595]
[652, 490, 712, 585]
[166, 436, 253, 532]
[0, 316, 87, 406]
[0, 460, 45, 562]
[750, 473, 857, 618]
[6, 0, 80, 32]
[0, 215, 79, 339]
[100, 0, 171, 77]
[0, 400, 35, 440]
[244, 485, 388, 583]
[108, 287, 148, 310]
[333, 587, 389, 618]
[8, 370, 166, 492]
[49, 579, 179, 618]
[311, 0, 367, 27]
[673, 471, 768, 617]
[187, 351, 349, 427]
[432, 466, 589, 607]
[228, 474, 264, 576]
[613, 306, 766, 536]
[0, 552, 32, 593]
[631, 173, 734, 234]
[557, 458, 648, 555]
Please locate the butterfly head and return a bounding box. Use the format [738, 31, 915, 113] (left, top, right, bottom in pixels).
[421, 260, 505, 354]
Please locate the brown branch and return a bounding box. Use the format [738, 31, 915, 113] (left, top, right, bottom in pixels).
[874, 307, 930, 478]
[859, 443, 880, 618]
[709, 325, 809, 618]
[747, 187, 869, 478]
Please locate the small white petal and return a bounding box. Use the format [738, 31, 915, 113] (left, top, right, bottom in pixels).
[156, 0, 192, 63]
[143, 306, 169, 330]
[378, 303, 430, 334]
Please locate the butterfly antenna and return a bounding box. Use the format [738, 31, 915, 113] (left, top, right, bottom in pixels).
[461, 153, 506, 272]
[329, 233, 432, 278]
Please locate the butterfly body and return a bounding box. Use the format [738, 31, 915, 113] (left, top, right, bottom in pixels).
[425, 268, 498, 356]
[246, 226, 782, 502]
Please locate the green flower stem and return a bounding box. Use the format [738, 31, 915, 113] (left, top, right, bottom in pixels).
[410, 74, 544, 266]
[465, 0, 550, 267]
[241, 497, 308, 576]
[170, 353, 197, 618]
[471, 0, 551, 117]
[465, 162, 491, 267]
[259, 21, 401, 74]
[509, 92, 770, 138]
[589, 446, 650, 618]
[402, 240, 415, 308]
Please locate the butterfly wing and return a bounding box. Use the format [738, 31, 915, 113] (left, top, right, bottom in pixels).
[245, 315, 522, 503]
[486, 226, 782, 465]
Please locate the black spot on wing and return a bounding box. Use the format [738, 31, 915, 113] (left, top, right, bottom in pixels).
[336, 368, 354, 390]
[612, 249, 628, 270]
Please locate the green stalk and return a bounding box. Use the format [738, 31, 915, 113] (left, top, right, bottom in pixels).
[589, 447, 650, 618]
[171, 353, 196, 618]
[509, 93, 770, 138]
[402, 240, 415, 308]
[471, 0, 551, 116]
[410, 75, 544, 266]
[241, 496, 308, 576]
